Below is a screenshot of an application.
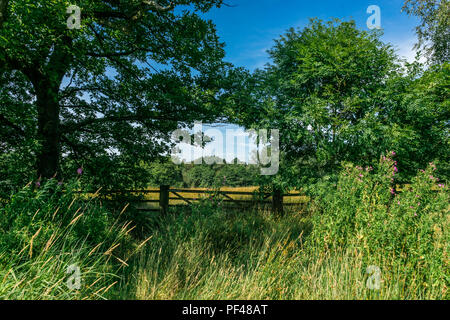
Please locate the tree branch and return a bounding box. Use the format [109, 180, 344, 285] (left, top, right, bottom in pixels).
[61, 113, 176, 133]
[142, 1, 174, 12]
[0, 113, 25, 136]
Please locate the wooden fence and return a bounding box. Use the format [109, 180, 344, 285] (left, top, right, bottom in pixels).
[96, 186, 307, 215]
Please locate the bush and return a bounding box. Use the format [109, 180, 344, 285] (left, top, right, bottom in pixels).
[308, 153, 449, 298]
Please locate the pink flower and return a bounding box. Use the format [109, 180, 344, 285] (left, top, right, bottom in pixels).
[77, 167, 83, 175]
[35, 181, 41, 187]
[438, 184, 443, 188]
[397, 201, 401, 205]
[393, 167, 398, 172]
[390, 188, 395, 195]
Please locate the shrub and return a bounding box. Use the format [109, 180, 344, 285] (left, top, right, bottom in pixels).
[308, 153, 449, 297]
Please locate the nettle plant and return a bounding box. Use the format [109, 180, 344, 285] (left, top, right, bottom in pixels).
[309, 152, 448, 289]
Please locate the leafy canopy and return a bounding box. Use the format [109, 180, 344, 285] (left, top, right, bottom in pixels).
[0, 0, 232, 190]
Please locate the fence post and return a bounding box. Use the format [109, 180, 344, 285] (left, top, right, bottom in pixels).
[159, 185, 170, 215]
[272, 187, 284, 216]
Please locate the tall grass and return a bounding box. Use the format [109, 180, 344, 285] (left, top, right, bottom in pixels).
[0, 179, 136, 299]
[1, 156, 448, 300]
[120, 156, 448, 300]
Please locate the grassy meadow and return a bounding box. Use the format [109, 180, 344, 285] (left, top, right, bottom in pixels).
[0, 157, 448, 300]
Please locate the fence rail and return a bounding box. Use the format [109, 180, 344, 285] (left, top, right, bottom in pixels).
[89, 186, 307, 215]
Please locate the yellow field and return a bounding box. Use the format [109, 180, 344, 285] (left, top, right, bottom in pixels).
[135, 186, 309, 210]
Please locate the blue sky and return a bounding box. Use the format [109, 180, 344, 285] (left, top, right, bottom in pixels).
[203, 0, 421, 70]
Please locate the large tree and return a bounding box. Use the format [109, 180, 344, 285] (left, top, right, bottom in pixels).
[402, 0, 449, 65]
[0, 0, 230, 183]
[230, 19, 399, 187]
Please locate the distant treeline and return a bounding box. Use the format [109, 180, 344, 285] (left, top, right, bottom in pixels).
[143, 157, 260, 188]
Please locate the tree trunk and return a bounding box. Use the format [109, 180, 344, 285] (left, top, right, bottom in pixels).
[36, 83, 61, 179]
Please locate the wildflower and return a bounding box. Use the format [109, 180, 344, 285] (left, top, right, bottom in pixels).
[438, 184, 443, 188]
[359, 174, 363, 178]
[77, 167, 83, 175]
[414, 213, 418, 217]
[393, 167, 398, 173]
[417, 203, 421, 206]
[390, 188, 395, 195]
[391, 151, 396, 156]
[35, 181, 41, 187]
[397, 201, 401, 205]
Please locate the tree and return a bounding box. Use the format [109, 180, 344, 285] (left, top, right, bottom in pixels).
[145, 160, 183, 187]
[402, 0, 450, 64]
[233, 19, 399, 187]
[0, 0, 230, 184]
[381, 62, 450, 180]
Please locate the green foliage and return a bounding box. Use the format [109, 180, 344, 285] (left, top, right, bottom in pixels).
[118, 159, 448, 299]
[0, 162, 447, 299]
[231, 19, 448, 189]
[182, 163, 218, 187]
[145, 160, 184, 187]
[0, 0, 232, 180]
[213, 163, 260, 187]
[0, 178, 136, 299]
[402, 0, 449, 64]
[142, 157, 260, 188]
[233, 19, 400, 188]
[308, 155, 449, 296]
